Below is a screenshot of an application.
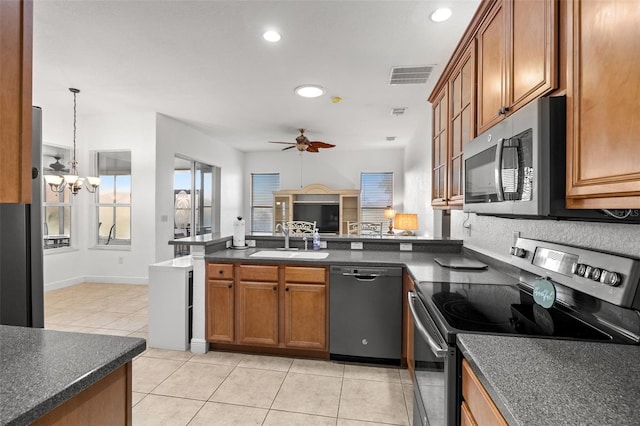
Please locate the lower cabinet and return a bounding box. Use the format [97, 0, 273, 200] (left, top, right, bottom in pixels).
[402, 270, 415, 377]
[461, 358, 508, 426]
[206, 262, 328, 355]
[284, 266, 327, 350]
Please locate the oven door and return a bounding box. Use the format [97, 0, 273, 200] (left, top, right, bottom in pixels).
[408, 291, 458, 426]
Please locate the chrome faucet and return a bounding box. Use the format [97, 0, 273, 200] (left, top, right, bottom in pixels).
[275, 222, 290, 249]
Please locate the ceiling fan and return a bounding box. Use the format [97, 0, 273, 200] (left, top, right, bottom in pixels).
[269, 129, 335, 152]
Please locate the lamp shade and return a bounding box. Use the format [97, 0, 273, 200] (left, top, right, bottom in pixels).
[394, 213, 418, 235]
[384, 207, 396, 219]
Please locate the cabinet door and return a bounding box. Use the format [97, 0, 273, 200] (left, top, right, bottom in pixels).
[237, 281, 279, 346]
[476, 0, 506, 134]
[565, 0, 640, 208]
[274, 195, 292, 230]
[340, 195, 359, 234]
[448, 43, 476, 206]
[206, 280, 234, 343]
[431, 86, 449, 207]
[284, 283, 327, 350]
[0, 0, 32, 203]
[507, 0, 557, 112]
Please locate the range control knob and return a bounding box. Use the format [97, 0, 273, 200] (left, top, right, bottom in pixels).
[583, 265, 594, 279]
[572, 263, 588, 277]
[590, 267, 603, 282]
[510, 246, 527, 258]
[600, 270, 622, 287]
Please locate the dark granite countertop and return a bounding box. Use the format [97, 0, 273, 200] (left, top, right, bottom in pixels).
[457, 333, 640, 425]
[205, 247, 520, 285]
[0, 325, 146, 426]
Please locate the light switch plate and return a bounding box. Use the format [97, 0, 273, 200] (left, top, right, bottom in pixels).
[400, 242, 413, 251]
[246, 239, 256, 247]
[351, 242, 363, 250]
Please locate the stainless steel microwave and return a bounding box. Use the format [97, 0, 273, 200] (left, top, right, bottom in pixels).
[463, 96, 640, 223]
[464, 96, 564, 216]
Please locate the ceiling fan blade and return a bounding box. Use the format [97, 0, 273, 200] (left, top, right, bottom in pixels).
[309, 141, 335, 149]
[269, 141, 295, 145]
[282, 145, 297, 151]
[305, 145, 319, 152]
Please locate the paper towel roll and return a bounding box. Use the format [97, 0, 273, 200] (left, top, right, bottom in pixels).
[233, 216, 245, 247]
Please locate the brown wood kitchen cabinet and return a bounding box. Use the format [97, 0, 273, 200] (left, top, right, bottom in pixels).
[205, 263, 235, 343]
[0, 0, 33, 204]
[237, 264, 280, 346]
[477, 0, 558, 134]
[205, 261, 329, 356]
[431, 86, 449, 207]
[461, 358, 508, 426]
[564, 0, 640, 208]
[283, 266, 327, 350]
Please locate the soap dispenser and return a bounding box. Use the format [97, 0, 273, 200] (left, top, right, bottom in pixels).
[312, 229, 320, 250]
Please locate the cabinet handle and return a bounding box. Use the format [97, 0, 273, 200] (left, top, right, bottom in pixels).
[273, 286, 278, 291]
[497, 106, 510, 115]
[228, 284, 232, 288]
[218, 270, 224, 275]
[285, 287, 289, 292]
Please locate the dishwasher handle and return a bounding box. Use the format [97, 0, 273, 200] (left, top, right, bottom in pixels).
[341, 272, 381, 281]
[407, 291, 448, 358]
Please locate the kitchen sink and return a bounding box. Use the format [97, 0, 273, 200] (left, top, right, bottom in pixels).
[249, 250, 329, 260]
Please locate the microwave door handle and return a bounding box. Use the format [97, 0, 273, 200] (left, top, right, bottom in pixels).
[494, 137, 505, 201]
[407, 291, 448, 358]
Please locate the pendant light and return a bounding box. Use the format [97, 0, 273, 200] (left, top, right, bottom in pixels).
[44, 88, 100, 195]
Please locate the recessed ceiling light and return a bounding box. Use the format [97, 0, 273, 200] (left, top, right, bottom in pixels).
[263, 30, 281, 42]
[430, 8, 452, 22]
[294, 85, 325, 98]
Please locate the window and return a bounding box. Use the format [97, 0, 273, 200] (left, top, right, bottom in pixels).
[96, 151, 131, 246]
[360, 172, 394, 222]
[173, 156, 219, 240]
[251, 173, 280, 232]
[42, 145, 72, 249]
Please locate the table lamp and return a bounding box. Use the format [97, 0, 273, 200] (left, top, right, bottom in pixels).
[384, 207, 396, 235]
[394, 213, 418, 236]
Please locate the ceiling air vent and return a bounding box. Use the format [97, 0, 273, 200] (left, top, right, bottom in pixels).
[389, 66, 434, 85]
[391, 107, 407, 116]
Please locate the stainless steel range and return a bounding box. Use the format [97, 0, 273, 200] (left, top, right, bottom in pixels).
[409, 238, 640, 426]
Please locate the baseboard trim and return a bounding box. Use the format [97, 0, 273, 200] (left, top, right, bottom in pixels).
[44, 276, 148, 292]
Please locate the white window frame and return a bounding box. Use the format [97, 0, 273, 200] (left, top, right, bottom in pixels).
[42, 144, 73, 251]
[96, 151, 132, 247]
[360, 172, 394, 223]
[251, 173, 280, 233]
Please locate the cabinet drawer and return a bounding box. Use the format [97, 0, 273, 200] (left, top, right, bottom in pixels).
[462, 359, 507, 426]
[208, 263, 234, 280]
[239, 264, 279, 282]
[285, 266, 325, 284]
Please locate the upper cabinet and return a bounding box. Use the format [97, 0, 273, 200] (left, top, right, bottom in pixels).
[430, 0, 558, 208]
[0, 0, 33, 204]
[564, 0, 640, 208]
[477, 0, 558, 134]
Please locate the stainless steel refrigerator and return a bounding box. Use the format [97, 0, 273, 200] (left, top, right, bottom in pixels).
[0, 106, 44, 327]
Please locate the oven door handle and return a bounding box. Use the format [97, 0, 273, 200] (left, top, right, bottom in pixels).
[494, 137, 505, 201]
[407, 291, 448, 358]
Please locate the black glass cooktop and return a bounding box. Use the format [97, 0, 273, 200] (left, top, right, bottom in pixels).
[418, 282, 612, 342]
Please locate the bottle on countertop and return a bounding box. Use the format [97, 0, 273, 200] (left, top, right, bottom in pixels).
[312, 229, 320, 251]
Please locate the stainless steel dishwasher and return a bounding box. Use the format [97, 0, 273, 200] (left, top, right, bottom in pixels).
[330, 265, 403, 363]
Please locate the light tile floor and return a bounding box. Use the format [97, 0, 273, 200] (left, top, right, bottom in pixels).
[45, 283, 413, 425]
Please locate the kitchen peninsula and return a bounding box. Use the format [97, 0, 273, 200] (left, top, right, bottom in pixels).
[0, 325, 145, 425]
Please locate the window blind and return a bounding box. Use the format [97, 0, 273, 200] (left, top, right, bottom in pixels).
[251, 173, 280, 232]
[360, 172, 393, 222]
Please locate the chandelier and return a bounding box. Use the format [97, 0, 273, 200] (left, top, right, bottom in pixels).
[44, 88, 100, 195]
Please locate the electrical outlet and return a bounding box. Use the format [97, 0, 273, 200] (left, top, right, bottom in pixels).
[225, 240, 232, 248]
[118, 256, 123, 264]
[320, 241, 327, 249]
[400, 243, 413, 251]
[351, 242, 363, 250]
[246, 239, 256, 247]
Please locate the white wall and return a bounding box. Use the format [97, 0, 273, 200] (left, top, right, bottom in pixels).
[243, 148, 405, 228]
[43, 112, 245, 289]
[155, 114, 244, 262]
[403, 108, 432, 237]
